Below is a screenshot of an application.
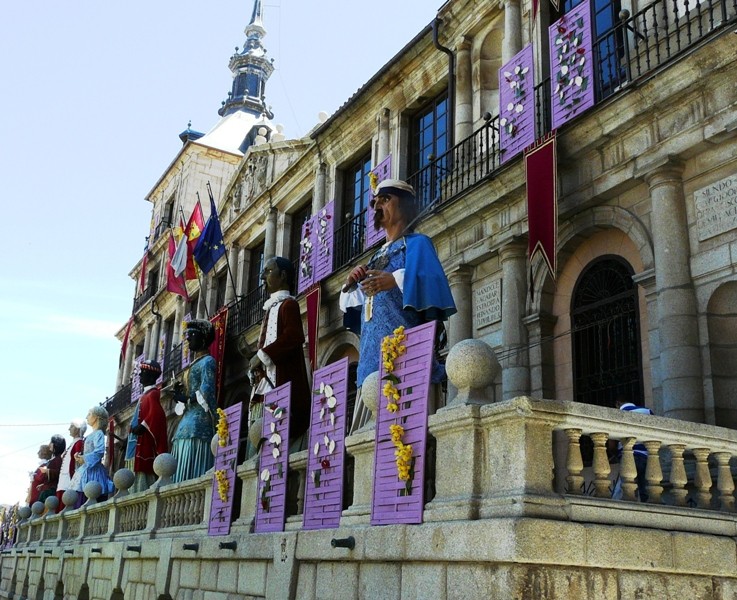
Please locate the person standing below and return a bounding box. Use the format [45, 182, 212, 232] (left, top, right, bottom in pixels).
[617, 397, 654, 502]
[248, 257, 311, 449]
[75, 406, 114, 506]
[55, 419, 86, 512]
[127, 360, 169, 492]
[171, 319, 217, 482]
[340, 179, 456, 432]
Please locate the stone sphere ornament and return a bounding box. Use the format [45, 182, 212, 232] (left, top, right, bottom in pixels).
[31, 502, 45, 519]
[44, 495, 59, 513]
[18, 505, 32, 522]
[248, 417, 264, 450]
[153, 453, 177, 488]
[61, 489, 78, 512]
[83, 481, 103, 505]
[446, 339, 499, 406]
[113, 468, 135, 497]
[360, 370, 380, 430]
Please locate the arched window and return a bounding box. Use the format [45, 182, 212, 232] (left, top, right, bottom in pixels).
[571, 256, 643, 407]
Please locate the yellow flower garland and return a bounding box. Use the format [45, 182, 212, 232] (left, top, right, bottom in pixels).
[381, 326, 413, 489]
[214, 469, 229, 502]
[216, 408, 229, 447]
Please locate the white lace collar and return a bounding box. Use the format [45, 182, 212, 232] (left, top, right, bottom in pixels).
[263, 289, 293, 311]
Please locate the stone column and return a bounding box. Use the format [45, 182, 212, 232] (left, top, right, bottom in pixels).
[142, 325, 152, 361]
[313, 162, 327, 213]
[236, 246, 248, 297]
[122, 339, 136, 384]
[377, 108, 391, 161]
[500, 241, 530, 399]
[447, 266, 473, 349]
[173, 296, 184, 345]
[455, 37, 473, 141]
[264, 207, 277, 261]
[224, 244, 238, 305]
[523, 312, 557, 399]
[149, 318, 162, 361]
[503, 0, 523, 63]
[644, 159, 704, 422]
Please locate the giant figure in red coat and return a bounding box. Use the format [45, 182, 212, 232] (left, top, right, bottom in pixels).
[128, 360, 168, 491]
[248, 256, 311, 448]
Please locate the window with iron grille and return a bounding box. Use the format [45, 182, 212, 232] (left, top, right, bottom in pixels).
[409, 93, 449, 210]
[556, 0, 625, 97]
[335, 154, 371, 270]
[248, 242, 265, 294]
[289, 202, 313, 267]
[571, 256, 644, 408]
[215, 270, 228, 311]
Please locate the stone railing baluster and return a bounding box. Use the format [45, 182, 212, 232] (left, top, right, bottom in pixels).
[643, 441, 663, 504]
[619, 437, 639, 502]
[713, 452, 735, 512]
[693, 448, 713, 509]
[668, 444, 688, 507]
[590, 432, 611, 498]
[565, 428, 584, 495]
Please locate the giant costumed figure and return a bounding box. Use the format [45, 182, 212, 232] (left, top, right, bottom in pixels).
[171, 319, 217, 482]
[339, 179, 456, 432]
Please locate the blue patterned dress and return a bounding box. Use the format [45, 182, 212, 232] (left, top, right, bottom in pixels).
[78, 429, 113, 497]
[171, 354, 217, 482]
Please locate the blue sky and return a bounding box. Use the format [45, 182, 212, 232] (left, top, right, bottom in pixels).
[0, 1, 440, 505]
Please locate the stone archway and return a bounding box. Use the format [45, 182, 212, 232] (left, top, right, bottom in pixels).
[707, 281, 737, 428]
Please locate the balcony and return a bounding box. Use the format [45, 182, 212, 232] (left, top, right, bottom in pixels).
[132, 285, 157, 314]
[9, 393, 737, 598]
[102, 383, 131, 418]
[226, 284, 267, 340]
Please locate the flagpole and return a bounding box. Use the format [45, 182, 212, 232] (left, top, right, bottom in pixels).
[178, 204, 211, 318]
[207, 181, 239, 301]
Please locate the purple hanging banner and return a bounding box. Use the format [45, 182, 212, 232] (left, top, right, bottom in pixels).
[303, 357, 349, 530]
[297, 215, 317, 295]
[313, 200, 335, 283]
[549, 0, 595, 129]
[254, 382, 291, 533]
[371, 321, 436, 526]
[130, 354, 145, 404]
[499, 44, 536, 163]
[208, 403, 243, 536]
[366, 155, 392, 248]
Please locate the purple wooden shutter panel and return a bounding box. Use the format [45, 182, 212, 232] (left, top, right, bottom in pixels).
[313, 200, 335, 283]
[130, 354, 145, 404]
[371, 321, 436, 526]
[549, 1, 595, 129]
[303, 357, 350, 530]
[365, 156, 392, 248]
[208, 403, 243, 536]
[297, 215, 317, 294]
[181, 312, 192, 369]
[499, 44, 536, 163]
[254, 382, 292, 533]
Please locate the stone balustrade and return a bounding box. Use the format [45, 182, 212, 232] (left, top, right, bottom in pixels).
[10, 397, 737, 548]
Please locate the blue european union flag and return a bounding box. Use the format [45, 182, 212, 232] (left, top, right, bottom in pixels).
[193, 197, 226, 273]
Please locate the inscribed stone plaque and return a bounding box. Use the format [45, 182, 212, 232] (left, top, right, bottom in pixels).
[475, 279, 502, 327]
[694, 174, 737, 241]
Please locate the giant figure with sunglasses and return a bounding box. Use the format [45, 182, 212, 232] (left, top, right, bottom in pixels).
[340, 179, 456, 432]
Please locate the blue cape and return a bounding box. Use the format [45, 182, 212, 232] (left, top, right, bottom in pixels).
[403, 233, 457, 321]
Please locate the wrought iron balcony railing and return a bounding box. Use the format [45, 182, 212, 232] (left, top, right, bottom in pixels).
[102, 383, 132, 418]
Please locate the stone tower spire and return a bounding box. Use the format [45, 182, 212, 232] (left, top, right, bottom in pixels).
[219, 0, 275, 118]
